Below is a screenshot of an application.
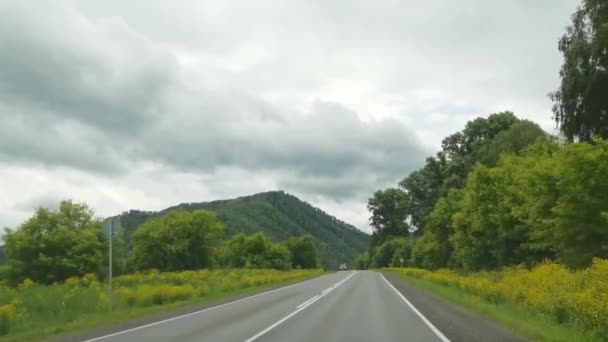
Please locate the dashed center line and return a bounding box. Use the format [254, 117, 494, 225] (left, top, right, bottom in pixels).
[296, 295, 320, 309]
[244, 271, 357, 342]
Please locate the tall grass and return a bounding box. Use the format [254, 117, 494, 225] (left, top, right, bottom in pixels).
[385, 258, 608, 339]
[0, 268, 323, 339]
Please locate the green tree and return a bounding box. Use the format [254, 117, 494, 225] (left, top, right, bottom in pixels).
[4, 201, 105, 284]
[475, 120, 546, 167]
[369, 112, 547, 271]
[391, 240, 413, 267]
[449, 158, 539, 271]
[410, 189, 462, 269]
[285, 235, 319, 269]
[410, 232, 442, 269]
[129, 209, 224, 272]
[266, 243, 292, 270]
[396, 111, 522, 234]
[0, 246, 6, 264]
[372, 238, 409, 268]
[227, 232, 291, 270]
[367, 188, 409, 245]
[550, 0, 608, 141]
[441, 111, 520, 186]
[448, 138, 608, 270]
[399, 156, 447, 231]
[523, 140, 608, 267]
[353, 252, 370, 269]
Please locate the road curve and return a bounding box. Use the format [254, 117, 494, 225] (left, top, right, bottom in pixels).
[74, 271, 446, 342]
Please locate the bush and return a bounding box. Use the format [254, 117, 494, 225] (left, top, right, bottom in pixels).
[0, 303, 15, 335]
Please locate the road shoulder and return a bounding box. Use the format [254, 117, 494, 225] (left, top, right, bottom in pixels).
[381, 272, 527, 342]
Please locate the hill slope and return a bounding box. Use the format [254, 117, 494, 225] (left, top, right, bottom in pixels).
[118, 191, 370, 269]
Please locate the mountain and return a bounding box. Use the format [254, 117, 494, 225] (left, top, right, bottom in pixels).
[117, 191, 370, 269]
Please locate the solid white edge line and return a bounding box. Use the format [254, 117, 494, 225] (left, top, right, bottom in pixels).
[244, 271, 357, 342]
[81, 273, 332, 342]
[296, 295, 319, 309]
[379, 273, 451, 342]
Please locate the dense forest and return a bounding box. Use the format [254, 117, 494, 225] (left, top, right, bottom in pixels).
[119, 191, 369, 269]
[359, 0, 608, 271]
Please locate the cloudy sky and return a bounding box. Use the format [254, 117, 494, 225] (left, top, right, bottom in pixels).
[0, 0, 578, 234]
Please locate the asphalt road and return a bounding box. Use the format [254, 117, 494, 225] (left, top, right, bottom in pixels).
[77, 271, 448, 342]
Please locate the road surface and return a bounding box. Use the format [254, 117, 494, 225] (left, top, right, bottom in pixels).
[77, 271, 447, 342]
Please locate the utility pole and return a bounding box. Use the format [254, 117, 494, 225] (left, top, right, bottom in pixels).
[108, 219, 113, 313]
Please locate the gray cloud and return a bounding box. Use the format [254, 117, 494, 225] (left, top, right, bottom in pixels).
[0, 0, 430, 203]
[12, 193, 62, 212]
[0, 2, 176, 133]
[0, 0, 579, 229]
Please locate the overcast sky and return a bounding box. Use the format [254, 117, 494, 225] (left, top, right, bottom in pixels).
[0, 0, 579, 234]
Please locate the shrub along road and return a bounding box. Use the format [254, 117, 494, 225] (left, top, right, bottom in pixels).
[52, 271, 525, 342]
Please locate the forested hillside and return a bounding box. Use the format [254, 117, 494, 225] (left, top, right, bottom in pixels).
[119, 191, 369, 269]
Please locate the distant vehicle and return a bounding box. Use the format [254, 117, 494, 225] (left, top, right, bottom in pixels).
[339, 263, 348, 270]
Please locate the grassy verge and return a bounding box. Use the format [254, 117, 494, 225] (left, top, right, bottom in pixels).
[389, 272, 604, 342]
[0, 270, 324, 342]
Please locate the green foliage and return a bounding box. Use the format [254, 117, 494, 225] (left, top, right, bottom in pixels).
[367, 188, 409, 246]
[369, 108, 608, 272]
[449, 163, 527, 270]
[129, 209, 224, 272]
[411, 139, 608, 271]
[266, 244, 292, 271]
[227, 233, 291, 270]
[285, 235, 319, 269]
[119, 191, 369, 269]
[353, 252, 370, 270]
[0, 268, 322, 339]
[439, 111, 521, 189]
[550, 0, 608, 141]
[522, 139, 608, 267]
[366, 112, 551, 272]
[412, 189, 462, 269]
[372, 238, 410, 268]
[381, 111, 526, 240]
[3, 201, 105, 284]
[474, 120, 546, 167]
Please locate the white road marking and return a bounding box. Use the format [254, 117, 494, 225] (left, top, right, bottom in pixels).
[81, 273, 332, 342]
[321, 287, 332, 294]
[244, 271, 357, 342]
[379, 273, 451, 342]
[296, 295, 320, 309]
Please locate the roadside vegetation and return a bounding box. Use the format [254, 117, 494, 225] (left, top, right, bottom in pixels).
[361, 137, 608, 271]
[0, 268, 322, 340]
[0, 198, 324, 339]
[385, 261, 608, 341]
